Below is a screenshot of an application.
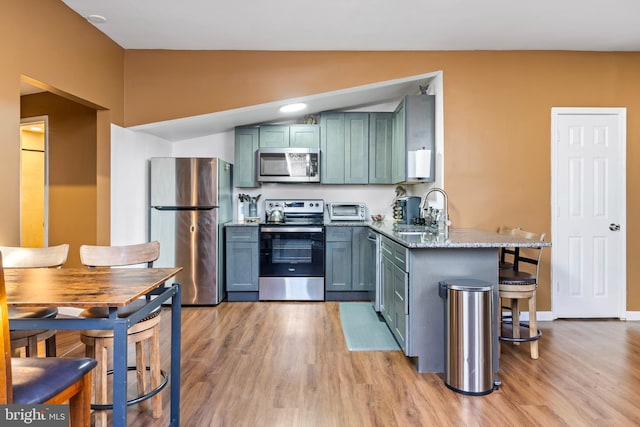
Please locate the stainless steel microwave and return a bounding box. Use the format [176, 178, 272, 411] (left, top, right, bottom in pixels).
[256, 147, 320, 183]
[327, 202, 367, 221]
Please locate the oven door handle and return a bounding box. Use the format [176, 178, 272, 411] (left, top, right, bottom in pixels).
[261, 227, 324, 233]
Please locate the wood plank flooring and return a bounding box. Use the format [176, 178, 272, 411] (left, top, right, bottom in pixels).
[55, 302, 640, 426]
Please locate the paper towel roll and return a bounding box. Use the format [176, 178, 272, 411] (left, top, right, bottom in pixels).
[408, 149, 431, 178]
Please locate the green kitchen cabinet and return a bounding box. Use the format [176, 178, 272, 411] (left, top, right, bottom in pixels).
[392, 101, 406, 184]
[320, 113, 369, 184]
[225, 226, 259, 301]
[289, 124, 320, 148]
[380, 235, 408, 351]
[369, 112, 394, 184]
[259, 125, 290, 148]
[325, 226, 368, 293]
[392, 94, 436, 183]
[320, 113, 345, 183]
[345, 113, 369, 183]
[325, 227, 353, 291]
[234, 127, 260, 188]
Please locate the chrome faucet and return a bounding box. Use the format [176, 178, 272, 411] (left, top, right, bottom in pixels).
[421, 187, 450, 238]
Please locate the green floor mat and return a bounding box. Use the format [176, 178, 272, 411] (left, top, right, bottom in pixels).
[339, 302, 400, 351]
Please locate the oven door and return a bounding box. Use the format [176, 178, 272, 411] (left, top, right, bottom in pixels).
[259, 225, 325, 301]
[259, 226, 324, 277]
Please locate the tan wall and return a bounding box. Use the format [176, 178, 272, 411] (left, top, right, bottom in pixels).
[0, 0, 124, 248]
[21, 92, 98, 267]
[124, 50, 640, 311]
[2, 2, 639, 310]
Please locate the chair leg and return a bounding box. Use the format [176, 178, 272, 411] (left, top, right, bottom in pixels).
[45, 335, 57, 357]
[25, 335, 38, 357]
[511, 298, 520, 345]
[150, 324, 162, 418]
[68, 372, 92, 427]
[529, 292, 539, 359]
[92, 338, 108, 427]
[136, 339, 149, 412]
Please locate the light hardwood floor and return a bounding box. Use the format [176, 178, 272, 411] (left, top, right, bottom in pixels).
[56, 302, 640, 426]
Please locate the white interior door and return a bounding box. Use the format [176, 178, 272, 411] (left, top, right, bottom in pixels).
[552, 108, 626, 318]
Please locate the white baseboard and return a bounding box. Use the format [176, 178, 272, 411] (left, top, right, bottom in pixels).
[504, 311, 640, 321]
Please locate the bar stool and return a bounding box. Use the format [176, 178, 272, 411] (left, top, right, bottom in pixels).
[498, 229, 545, 359]
[79, 241, 166, 427]
[0, 244, 69, 357]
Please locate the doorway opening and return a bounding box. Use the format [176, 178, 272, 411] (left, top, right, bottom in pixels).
[20, 116, 48, 247]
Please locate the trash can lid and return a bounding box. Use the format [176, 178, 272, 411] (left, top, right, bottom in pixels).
[440, 278, 492, 292]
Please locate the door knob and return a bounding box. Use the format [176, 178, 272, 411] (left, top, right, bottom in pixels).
[609, 223, 621, 231]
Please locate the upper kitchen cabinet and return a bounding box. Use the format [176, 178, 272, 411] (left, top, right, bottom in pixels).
[369, 113, 394, 184]
[320, 112, 369, 184]
[289, 125, 320, 148]
[259, 125, 290, 148]
[234, 127, 260, 188]
[393, 94, 436, 183]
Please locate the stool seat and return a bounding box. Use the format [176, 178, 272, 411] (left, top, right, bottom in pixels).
[12, 357, 97, 404]
[499, 269, 536, 285]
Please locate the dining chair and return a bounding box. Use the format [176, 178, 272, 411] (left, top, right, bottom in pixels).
[78, 241, 165, 427]
[0, 244, 69, 357]
[0, 252, 97, 427]
[498, 229, 545, 359]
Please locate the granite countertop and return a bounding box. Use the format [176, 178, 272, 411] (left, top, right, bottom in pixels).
[369, 221, 552, 249]
[226, 220, 552, 249]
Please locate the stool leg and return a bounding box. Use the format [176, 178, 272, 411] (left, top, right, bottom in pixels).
[26, 335, 38, 357]
[150, 324, 162, 418]
[511, 298, 520, 345]
[529, 291, 539, 359]
[498, 298, 503, 358]
[94, 338, 108, 427]
[136, 339, 150, 412]
[45, 335, 57, 357]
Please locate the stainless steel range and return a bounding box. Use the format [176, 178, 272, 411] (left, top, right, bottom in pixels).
[259, 199, 325, 301]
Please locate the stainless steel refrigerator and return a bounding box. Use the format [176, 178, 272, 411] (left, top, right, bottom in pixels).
[150, 157, 232, 305]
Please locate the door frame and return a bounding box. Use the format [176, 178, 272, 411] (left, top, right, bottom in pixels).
[20, 115, 49, 247]
[550, 107, 627, 319]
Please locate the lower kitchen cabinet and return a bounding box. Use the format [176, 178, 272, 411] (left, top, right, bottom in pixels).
[225, 226, 259, 301]
[380, 235, 408, 352]
[325, 226, 369, 299]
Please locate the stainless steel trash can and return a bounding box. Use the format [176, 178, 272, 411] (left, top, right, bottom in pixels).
[440, 279, 494, 395]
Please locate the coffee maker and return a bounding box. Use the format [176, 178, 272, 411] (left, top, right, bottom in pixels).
[393, 196, 421, 224]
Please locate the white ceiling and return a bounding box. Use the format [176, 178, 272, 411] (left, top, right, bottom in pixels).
[43, 1, 640, 141]
[61, 0, 640, 51]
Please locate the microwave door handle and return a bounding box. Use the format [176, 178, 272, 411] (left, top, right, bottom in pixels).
[306, 154, 310, 177]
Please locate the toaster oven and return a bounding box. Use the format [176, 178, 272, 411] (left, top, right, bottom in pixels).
[327, 203, 366, 221]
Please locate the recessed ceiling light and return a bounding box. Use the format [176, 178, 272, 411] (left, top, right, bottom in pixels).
[87, 14, 107, 24]
[279, 103, 307, 113]
[28, 126, 43, 133]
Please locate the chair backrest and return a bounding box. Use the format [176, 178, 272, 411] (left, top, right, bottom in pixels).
[497, 226, 520, 266]
[79, 241, 160, 268]
[0, 253, 14, 403]
[0, 244, 69, 269]
[512, 229, 545, 279]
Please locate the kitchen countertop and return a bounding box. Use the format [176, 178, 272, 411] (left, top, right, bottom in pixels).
[225, 220, 552, 249]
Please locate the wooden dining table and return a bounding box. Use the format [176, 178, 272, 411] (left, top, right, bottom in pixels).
[4, 267, 183, 427]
